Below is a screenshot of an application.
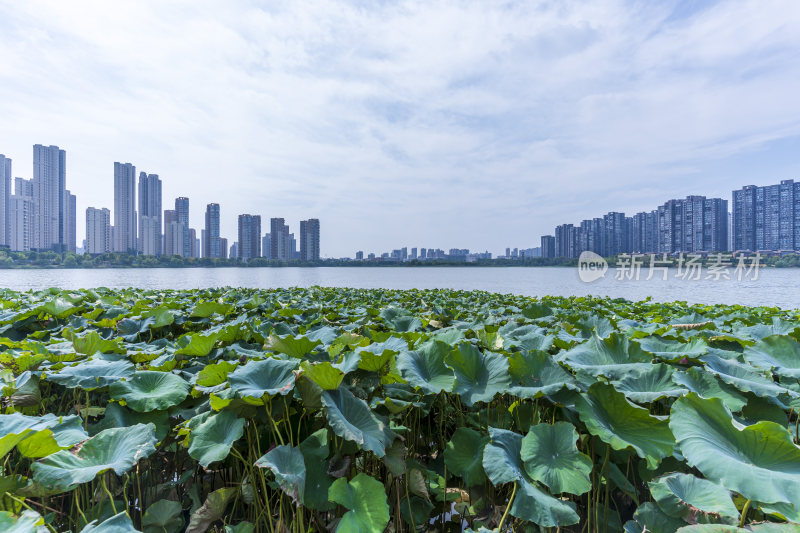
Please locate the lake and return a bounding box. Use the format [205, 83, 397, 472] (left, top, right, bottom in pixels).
[0, 266, 797, 309]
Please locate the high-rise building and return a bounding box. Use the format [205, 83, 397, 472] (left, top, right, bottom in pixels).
[113, 162, 137, 253]
[657, 196, 728, 253]
[204, 203, 221, 258]
[355, 251, 364, 260]
[270, 218, 291, 260]
[540, 235, 555, 258]
[188, 228, 198, 258]
[555, 224, 577, 258]
[138, 172, 162, 256]
[33, 145, 66, 251]
[0, 154, 10, 247]
[733, 180, 800, 251]
[86, 207, 111, 254]
[229, 242, 238, 260]
[219, 237, 228, 259]
[164, 209, 183, 257]
[9, 183, 34, 252]
[262, 233, 272, 259]
[299, 218, 320, 261]
[64, 190, 76, 253]
[237, 214, 261, 261]
[175, 197, 190, 257]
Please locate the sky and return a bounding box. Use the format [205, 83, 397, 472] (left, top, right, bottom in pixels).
[1, 0, 799, 258]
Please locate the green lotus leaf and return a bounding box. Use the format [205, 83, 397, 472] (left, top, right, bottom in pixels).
[90, 403, 170, 442]
[637, 336, 708, 360]
[482, 427, 579, 527]
[321, 388, 396, 458]
[195, 361, 237, 389]
[256, 445, 305, 503]
[671, 393, 800, 508]
[703, 354, 795, 399]
[675, 526, 748, 532]
[265, 334, 320, 358]
[743, 335, 800, 378]
[357, 337, 407, 372]
[559, 333, 652, 379]
[190, 301, 232, 318]
[47, 358, 135, 389]
[626, 502, 688, 533]
[648, 472, 739, 520]
[747, 523, 800, 532]
[520, 422, 592, 495]
[400, 496, 434, 528]
[328, 473, 390, 533]
[174, 332, 218, 357]
[228, 358, 299, 399]
[445, 343, 510, 407]
[142, 306, 176, 328]
[396, 340, 455, 395]
[39, 298, 81, 319]
[188, 411, 245, 468]
[0, 413, 87, 458]
[610, 364, 687, 403]
[186, 487, 237, 533]
[521, 302, 552, 319]
[0, 509, 45, 531]
[298, 428, 332, 511]
[508, 350, 576, 398]
[110, 371, 190, 412]
[66, 330, 125, 356]
[574, 382, 674, 469]
[224, 524, 255, 533]
[300, 361, 345, 390]
[444, 427, 488, 487]
[673, 367, 748, 412]
[142, 500, 183, 533]
[32, 424, 157, 492]
[81, 512, 140, 532]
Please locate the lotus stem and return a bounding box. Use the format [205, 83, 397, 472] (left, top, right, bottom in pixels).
[498, 481, 517, 532]
[739, 499, 752, 527]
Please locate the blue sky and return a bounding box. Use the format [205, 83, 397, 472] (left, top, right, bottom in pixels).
[0, 0, 799, 257]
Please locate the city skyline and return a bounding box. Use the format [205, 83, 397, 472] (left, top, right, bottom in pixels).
[1, 2, 798, 257]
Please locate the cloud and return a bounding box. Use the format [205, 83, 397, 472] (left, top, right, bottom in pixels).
[0, 0, 798, 256]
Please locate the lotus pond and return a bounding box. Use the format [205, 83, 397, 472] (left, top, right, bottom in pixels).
[1, 287, 800, 532]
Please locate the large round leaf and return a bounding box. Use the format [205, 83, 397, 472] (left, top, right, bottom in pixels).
[744, 335, 800, 379]
[228, 358, 299, 399]
[637, 337, 708, 361]
[0, 413, 87, 458]
[396, 340, 454, 395]
[188, 411, 245, 468]
[648, 473, 739, 520]
[109, 371, 190, 412]
[328, 473, 389, 533]
[559, 333, 652, 379]
[670, 393, 800, 507]
[508, 350, 576, 398]
[482, 427, 579, 527]
[47, 358, 134, 389]
[444, 343, 510, 407]
[673, 367, 747, 412]
[142, 500, 184, 533]
[574, 382, 674, 469]
[255, 445, 305, 504]
[32, 424, 157, 492]
[520, 422, 592, 495]
[610, 364, 687, 403]
[443, 427, 488, 487]
[321, 388, 395, 458]
[702, 355, 794, 399]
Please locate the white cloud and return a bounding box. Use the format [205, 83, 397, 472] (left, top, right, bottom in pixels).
[0, 0, 799, 256]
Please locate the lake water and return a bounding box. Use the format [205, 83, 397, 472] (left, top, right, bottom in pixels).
[0, 266, 798, 309]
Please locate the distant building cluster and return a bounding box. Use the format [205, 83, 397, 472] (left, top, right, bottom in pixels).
[353, 246, 493, 263]
[542, 195, 730, 259]
[0, 145, 320, 261]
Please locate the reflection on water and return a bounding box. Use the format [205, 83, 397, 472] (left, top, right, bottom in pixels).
[0, 266, 797, 309]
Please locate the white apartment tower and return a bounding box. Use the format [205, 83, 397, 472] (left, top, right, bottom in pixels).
[0, 155, 10, 247]
[113, 162, 137, 253]
[138, 172, 162, 256]
[86, 207, 111, 254]
[32, 144, 66, 251]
